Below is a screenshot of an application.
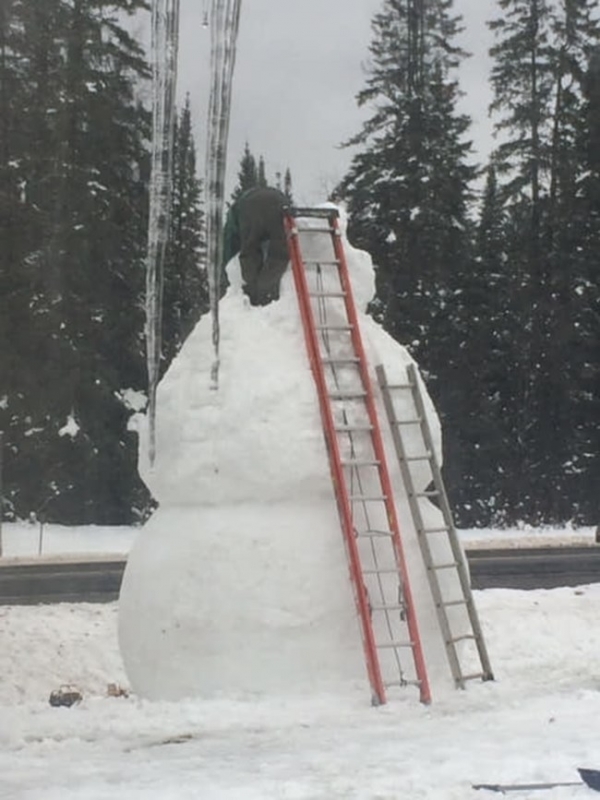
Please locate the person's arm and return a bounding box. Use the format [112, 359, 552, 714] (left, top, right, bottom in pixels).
[222, 205, 241, 266]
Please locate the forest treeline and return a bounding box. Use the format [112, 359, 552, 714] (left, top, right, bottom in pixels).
[340, 0, 599, 526]
[0, 0, 598, 526]
[0, 0, 207, 522]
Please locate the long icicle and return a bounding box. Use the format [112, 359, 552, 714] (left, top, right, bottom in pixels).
[204, 0, 243, 390]
[146, 0, 180, 464]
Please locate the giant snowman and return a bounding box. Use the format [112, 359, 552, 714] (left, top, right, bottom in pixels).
[119, 210, 471, 702]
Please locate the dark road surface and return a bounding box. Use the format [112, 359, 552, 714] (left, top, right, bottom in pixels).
[0, 546, 599, 605]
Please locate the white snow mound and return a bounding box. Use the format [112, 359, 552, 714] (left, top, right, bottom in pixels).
[119, 221, 467, 702]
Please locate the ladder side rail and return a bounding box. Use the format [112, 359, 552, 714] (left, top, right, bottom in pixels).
[329, 217, 431, 705]
[283, 214, 387, 705]
[406, 362, 470, 570]
[406, 366, 494, 681]
[406, 368, 461, 555]
[376, 364, 465, 687]
[284, 216, 319, 377]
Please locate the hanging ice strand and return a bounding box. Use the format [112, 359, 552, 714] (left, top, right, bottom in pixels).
[146, 0, 180, 465]
[205, 0, 243, 389]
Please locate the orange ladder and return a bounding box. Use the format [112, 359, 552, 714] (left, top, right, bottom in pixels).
[283, 206, 431, 705]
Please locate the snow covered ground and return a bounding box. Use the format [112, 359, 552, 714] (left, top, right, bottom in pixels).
[0, 520, 596, 561]
[1, 524, 599, 799]
[0, 523, 136, 560]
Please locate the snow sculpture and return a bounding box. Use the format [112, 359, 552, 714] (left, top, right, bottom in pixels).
[119, 218, 464, 701]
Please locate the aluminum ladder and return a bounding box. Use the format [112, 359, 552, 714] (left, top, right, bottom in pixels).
[376, 362, 494, 688]
[283, 206, 431, 705]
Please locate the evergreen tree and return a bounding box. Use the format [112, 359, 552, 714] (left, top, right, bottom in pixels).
[488, 1, 554, 517]
[453, 164, 525, 524]
[341, 0, 475, 348]
[257, 155, 267, 187]
[487, 0, 600, 522]
[545, 1, 600, 522]
[0, 0, 31, 278]
[229, 143, 293, 202]
[230, 141, 258, 201]
[0, 0, 152, 523]
[284, 167, 294, 203]
[564, 42, 600, 522]
[162, 95, 208, 368]
[339, 0, 476, 518]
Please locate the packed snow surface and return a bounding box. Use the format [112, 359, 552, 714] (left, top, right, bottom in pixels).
[1, 572, 599, 799]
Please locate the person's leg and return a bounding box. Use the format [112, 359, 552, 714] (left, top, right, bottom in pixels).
[238, 214, 264, 305]
[255, 233, 289, 304]
[253, 197, 289, 305]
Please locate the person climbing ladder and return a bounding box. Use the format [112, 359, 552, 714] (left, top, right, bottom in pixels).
[223, 186, 289, 306]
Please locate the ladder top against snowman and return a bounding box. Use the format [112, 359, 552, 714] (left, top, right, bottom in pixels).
[281, 206, 493, 705]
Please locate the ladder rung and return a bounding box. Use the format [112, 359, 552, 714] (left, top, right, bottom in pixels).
[329, 390, 367, 400]
[405, 453, 432, 462]
[377, 640, 413, 650]
[303, 259, 339, 266]
[289, 206, 339, 219]
[384, 679, 422, 689]
[370, 603, 405, 612]
[414, 490, 440, 497]
[349, 494, 386, 502]
[341, 458, 380, 467]
[421, 527, 448, 534]
[384, 383, 413, 390]
[448, 634, 476, 643]
[359, 529, 393, 538]
[441, 599, 468, 608]
[334, 424, 373, 432]
[394, 418, 422, 425]
[296, 226, 334, 234]
[460, 672, 487, 682]
[322, 356, 360, 365]
[309, 290, 345, 298]
[315, 324, 353, 331]
[431, 562, 459, 571]
[363, 567, 398, 575]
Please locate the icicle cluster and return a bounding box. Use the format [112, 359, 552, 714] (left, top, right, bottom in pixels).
[145, 0, 241, 464]
[204, 0, 243, 390]
[146, 0, 181, 465]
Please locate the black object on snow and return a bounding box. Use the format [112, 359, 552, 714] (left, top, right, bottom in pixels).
[473, 768, 600, 793]
[49, 685, 83, 708]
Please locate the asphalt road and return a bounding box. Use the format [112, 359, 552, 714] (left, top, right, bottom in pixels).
[0, 557, 126, 606]
[467, 546, 600, 590]
[0, 546, 599, 605]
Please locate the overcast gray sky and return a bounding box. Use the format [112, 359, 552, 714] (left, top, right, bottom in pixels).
[176, 0, 499, 204]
